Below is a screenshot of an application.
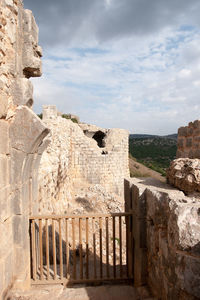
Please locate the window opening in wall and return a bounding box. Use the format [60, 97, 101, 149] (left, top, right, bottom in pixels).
[92, 130, 106, 148]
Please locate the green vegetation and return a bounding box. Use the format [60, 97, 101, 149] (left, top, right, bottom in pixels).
[111, 237, 120, 245]
[61, 114, 78, 123]
[37, 113, 43, 119]
[37, 113, 79, 123]
[129, 136, 177, 176]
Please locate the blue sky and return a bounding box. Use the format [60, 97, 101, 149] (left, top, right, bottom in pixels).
[24, 0, 200, 134]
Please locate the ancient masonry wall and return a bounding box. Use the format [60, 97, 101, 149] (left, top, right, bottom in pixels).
[125, 177, 200, 300]
[177, 119, 200, 158]
[38, 106, 129, 215]
[167, 119, 200, 193]
[0, 0, 48, 297]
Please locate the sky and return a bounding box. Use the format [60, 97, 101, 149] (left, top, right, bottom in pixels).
[23, 0, 200, 135]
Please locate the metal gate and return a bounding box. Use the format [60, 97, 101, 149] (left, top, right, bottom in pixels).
[29, 212, 134, 285]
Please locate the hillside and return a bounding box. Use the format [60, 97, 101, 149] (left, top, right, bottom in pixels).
[129, 135, 177, 176]
[129, 156, 166, 182]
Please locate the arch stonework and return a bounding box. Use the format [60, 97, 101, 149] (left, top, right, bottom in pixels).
[0, 0, 49, 297]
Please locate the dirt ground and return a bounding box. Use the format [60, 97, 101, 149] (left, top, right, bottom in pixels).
[8, 284, 156, 300]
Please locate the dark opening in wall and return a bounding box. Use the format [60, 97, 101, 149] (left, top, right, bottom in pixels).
[92, 131, 106, 148]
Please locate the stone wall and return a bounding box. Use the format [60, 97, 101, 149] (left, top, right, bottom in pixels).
[177, 120, 200, 159]
[167, 119, 200, 193]
[125, 177, 200, 300]
[0, 0, 48, 298]
[37, 105, 129, 215]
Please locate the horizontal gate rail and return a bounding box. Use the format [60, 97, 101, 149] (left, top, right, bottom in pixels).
[29, 212, 134, 286]
[29, 212, 133, 220]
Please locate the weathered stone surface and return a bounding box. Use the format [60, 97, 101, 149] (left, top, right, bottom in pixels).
[167, 158, 200, 193]
[0, 92, 8, 118]
[0, 155, 10, 189]
[0, 187, 10, 222]
[126, 177, 200, 300]
[10, 107, 49, 153]
[22, 9, 42, 77]
[37, 105, 129, 215]
[0, 0, 49, 296]
[11, 78, 33, 106]
[177, 119, 200, 159]
[0, 120, 9, 154]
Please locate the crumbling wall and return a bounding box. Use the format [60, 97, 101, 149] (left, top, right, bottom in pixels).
[0, 0, 48, 297]
[177, 120, 200, 159]
[125, 177, 200, 300]
[37, 105, 129, 215]
[167, 119, 200, 193]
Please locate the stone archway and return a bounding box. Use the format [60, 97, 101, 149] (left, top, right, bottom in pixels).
[9, 107, 49, 289]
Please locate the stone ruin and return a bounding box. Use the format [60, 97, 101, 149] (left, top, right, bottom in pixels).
[0, 0, 49, 297]
[167, 120, 200, 193]
[125, 176, 200, 300]
[37, 105, 129, 215]
[0, 0, 199, 299]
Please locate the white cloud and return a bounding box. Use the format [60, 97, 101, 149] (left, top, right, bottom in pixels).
[24, 0, 200, 134]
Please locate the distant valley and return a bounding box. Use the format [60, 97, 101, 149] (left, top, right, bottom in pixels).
[129, 134, 177, 176]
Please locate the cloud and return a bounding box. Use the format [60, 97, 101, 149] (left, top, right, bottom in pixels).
[24, 0, 200, 47]
[24, 0, 200, 134]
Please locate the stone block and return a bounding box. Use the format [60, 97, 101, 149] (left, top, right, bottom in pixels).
[5, 13, 16, 44]
[146, 189, 170, 227]
[4, 251, 13, 289]
[11, 189, 22, 215]
[13, 246, 28, 278]
[23, 9, 39, 44]
[0, 219, 12, 259]
[5, 0, 13, 6]
[21, 181, 30, 214]
[0, 155, 9, 189]
[0, 186, 10, 222]
[193, 136, 200, 143]
[43, 105, 58, 120]
[0, 91, 8, 118]
[10, 148, 25, 185]
[193, 149, 200, 159]
[187, 127, 194, 136]
[193, 120, 200, 129]
[177, 138, 184, 149]
[22, 10, 42, 78]
[12, 215, 22, 245]
[0, 259, 4, 297]
[11, 78, 33, 107]
[9, 106, 49, 154]
[178, 126, 188, 137]
[176, 254, 200, 299]
[186, 137, 193, 148]
[176, 149, 183, 158]
[0, 120, 9, 154]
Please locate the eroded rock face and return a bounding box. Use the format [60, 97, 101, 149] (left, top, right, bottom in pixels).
[0, 0, 49, 297]
[167, 158, 200, 193]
